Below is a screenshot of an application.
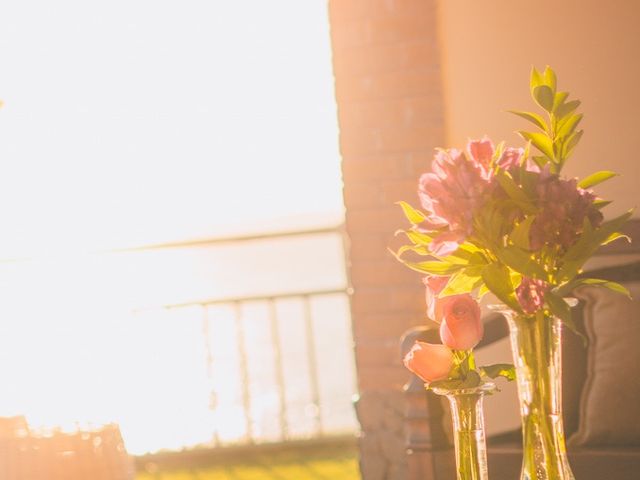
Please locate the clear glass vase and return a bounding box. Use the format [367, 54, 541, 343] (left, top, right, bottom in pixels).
[491, 304, 577, 480]
[432, 382, 495, 480]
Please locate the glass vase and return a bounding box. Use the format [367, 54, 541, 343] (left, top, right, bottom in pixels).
[491, 304, 577, 480]
[432, 382, 495, 480]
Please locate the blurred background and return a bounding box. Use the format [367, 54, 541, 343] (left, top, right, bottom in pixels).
[0, 0, 358, 474]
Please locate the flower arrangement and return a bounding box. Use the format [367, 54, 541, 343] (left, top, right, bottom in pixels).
[394, 66, 632, 480]
[397, 66, 631, 382]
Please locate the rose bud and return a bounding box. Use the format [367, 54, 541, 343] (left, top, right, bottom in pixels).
[439, 294, 483, 350]
[403, 341, 454, 382]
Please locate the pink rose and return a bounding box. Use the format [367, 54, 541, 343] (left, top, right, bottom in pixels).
[423, 275, 449, 320]
[403, 341, 454, 382]
[439, 295, 483, 350]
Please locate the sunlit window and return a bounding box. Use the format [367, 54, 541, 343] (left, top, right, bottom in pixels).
[0, 1, 355, 455]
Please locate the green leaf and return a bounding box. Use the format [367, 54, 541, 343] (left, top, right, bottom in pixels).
[510, 215, 536, 250]
[396, 201, 426, 225]
[543, 66, 557, 92]
[508, 110, 547, 131]
[593, 280, 631, 298]
[556, 113, 583, 139]
[562, 129, 584, 159]
[441, 269, 483, 296]
[555, 99, 581, 119]
[496, 245, 547, 279]
[436, 246, 484, 266]
[593, 199, 612, 209]
[395, 244, 430, 257]
[460, 370, 482, 388]
[399, 260, 464, 276]
[396, 229, 433, 246]
[481, 364, 516, 381]
[495, 172, 537, 213]
[481, 263, 521, 312]
[546, 291, 572, 324]
[518, 131, 555, 160]
[530, 67, 544, 93]
[533, 85, 555, 112]
[554, 278, 631, 298]
[578, 171, 617, 189]
[552, 91, 569, 111]
[546, 292, 584, 341]
[558, 209, 633, 281]
[492, 141, 506, 164]
[602, 231, 631, 246]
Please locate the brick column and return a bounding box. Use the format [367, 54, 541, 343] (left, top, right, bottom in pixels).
[327, 2, 444, 479]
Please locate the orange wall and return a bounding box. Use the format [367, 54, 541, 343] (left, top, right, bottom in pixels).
[437, 0, 640, 217]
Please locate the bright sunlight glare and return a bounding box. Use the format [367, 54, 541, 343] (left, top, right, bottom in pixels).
[0, 0, 343, 256]
[0, 1, 353, 455]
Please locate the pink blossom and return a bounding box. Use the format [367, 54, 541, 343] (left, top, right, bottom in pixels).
[403, 341, 454, 382]
[467, 136, 494, 177]
[418, 146, 492, 255]
[516, 277, 548, 314]
[496, 147, 524, 171]
[529, 175, 603, 251]
[439, 295, 483, 350]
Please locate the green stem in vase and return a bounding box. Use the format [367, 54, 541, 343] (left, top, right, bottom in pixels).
[433, 383, 495, 480]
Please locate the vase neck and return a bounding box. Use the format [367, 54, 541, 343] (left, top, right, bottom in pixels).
[435, 386, 493, 480]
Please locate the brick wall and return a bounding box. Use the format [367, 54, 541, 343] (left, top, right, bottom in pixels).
[327, 1, 444, 479]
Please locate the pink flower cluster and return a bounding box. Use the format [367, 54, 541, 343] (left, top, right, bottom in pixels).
[403, 275, 484, 382]
[529, 175, 603, 251]
[418, 136, 603, 257]
[418, 137, 523, 256]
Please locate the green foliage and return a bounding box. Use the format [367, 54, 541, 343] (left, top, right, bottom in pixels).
[545, 292, 585, 342]
[482, 364, 516, 381]
[495, 171, 537, 213]
[427, 351, 514, 391]
[396, 258, 464, 276]
[481, 262, 521, 312]
[495, 245, 547, 279]
[396, 228, 433, 246]
[510, 216, 536, 250]
[518, 131, 555, 161]
[441, 269, 483, 296]
[593, 199, 612, 209]
[578, 170, 617, 189]
[396, 201, 425, 224]
[508, 110, 548, 132]
[513, 66, 585, 174]
[553, 277, 631, 298]
[533, 85, 555, 112]
[557, 209, 634, 281]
